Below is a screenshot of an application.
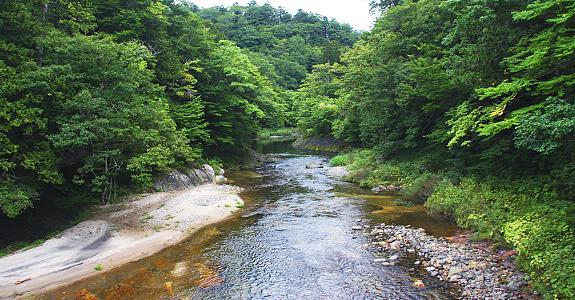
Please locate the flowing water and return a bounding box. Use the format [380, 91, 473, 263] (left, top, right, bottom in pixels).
[43, 144, 458, 299]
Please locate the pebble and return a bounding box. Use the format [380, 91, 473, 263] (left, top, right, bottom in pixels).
[389, 241, 401, 250]
[366, 223, 531, 299]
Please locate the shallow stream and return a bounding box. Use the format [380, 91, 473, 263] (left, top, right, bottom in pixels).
[43, 145, 458, 299]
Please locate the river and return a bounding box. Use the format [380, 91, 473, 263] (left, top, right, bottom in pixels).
[43, 143, 458, 299]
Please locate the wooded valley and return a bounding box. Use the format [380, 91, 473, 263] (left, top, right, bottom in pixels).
[0, 0, 573, 297]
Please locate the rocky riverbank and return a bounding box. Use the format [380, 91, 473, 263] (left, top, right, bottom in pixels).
[0, 167, 244, 299]
[363, 223, 533, 299]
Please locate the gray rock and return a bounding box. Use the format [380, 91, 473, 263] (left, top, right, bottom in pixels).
[371, 184, 403, 193]
[448, 267, 464, 278]
[327, 166, 349, 179]
[153, 165, 218, 192]
[202, 164, 216, 178]
[389, 241, 401, 250]
[366, 223, 531, 299]
[193, 168, 211, 183]
[153, 170, 194, 192]
[215, 175, 227, 184]
[305, 163, 323, 169]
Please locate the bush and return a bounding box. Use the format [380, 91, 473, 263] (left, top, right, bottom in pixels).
[426, 178, 575, 298]
[401, 173, 439, 202]
[332, 149, 435, 193]
[329, 154, 351, 167]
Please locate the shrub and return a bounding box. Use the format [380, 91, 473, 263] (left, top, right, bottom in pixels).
[426, 178, 575, 298]
[401, 173, 439, 202]
[329, 154, 351, 167]
[95, 263, 103, 271]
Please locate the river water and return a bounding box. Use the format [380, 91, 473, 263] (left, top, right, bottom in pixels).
[44, 145, 457, 299]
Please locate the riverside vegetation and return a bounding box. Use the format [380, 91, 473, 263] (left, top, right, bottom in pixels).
[300, 0, 573, 297]
[1, 0, 574, 298]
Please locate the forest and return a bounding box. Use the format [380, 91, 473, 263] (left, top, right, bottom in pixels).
[0, 0, 574, 298]
[0, 0, 357, 237]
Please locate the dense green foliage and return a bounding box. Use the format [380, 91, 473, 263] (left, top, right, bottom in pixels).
[291, 63, 341, 136]
[301, 0, 575, 297]
[1, 0, 354, 221]
[427, 178, 575, 296]
[197, 2, 359, 89]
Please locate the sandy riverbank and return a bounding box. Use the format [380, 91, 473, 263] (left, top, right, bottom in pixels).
[0, 184, 244, 299]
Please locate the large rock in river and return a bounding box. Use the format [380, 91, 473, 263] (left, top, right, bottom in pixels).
[327, 166, 349, 179]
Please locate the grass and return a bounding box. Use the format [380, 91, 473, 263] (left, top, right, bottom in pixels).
[139, 213, 153, 223]
[329, 153, 351, 167]
[95, 263, 103, 271]
[329, 149, 431, 192]
[426, 177, 575, 297]
[0, 239, 47, 257]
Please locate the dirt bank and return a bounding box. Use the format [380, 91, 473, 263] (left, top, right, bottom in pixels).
[0, 184, 244, 299]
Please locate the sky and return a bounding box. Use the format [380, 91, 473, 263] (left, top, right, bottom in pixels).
[192, 0, 376, 31]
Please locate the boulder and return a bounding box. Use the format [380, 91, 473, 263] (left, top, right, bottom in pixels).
[327, 166, 349, 179]
[154, 165, 218, 192]
[371, 184, 403, 193]
[305, 162, 323, 169]
[153, 170, 195, 192]
[215, 175, 227, 184]
[202, 164, 216, 178]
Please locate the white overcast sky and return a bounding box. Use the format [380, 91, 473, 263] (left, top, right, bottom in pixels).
[191, 0, 376, 31]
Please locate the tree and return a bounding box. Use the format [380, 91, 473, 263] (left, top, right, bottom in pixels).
[42, 33, 197, 201]
[198, 40, 285, 157]
[196, 3, 359, 89]
[292, 63, 341, 136]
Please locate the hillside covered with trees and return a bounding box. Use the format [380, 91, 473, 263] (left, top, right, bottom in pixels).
[197, 2, 359, 89]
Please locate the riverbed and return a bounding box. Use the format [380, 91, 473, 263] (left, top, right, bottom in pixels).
[41, 145, 458, 299]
